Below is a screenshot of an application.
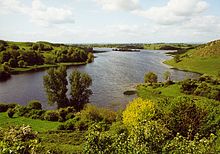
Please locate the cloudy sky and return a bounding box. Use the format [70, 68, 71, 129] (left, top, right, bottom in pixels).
[0, 0, 220, 43]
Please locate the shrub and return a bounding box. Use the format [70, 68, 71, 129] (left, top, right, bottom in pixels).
[167, 97, 207, 139]
[0, 103, 9, 112]
[7, 108, 15, 118]
[122, 98, 155, 128]
[163, 133, 216, 153]
[15, 106, 30, 117]
[29, 110, 45, 119]
[0, 125, 40, 153]
[65, 113, 75, 120]
[44, 110, 60, 121]
[144, 72, 158, 85]
[27, 100, 42, 110]
[180, 79, 197, 94]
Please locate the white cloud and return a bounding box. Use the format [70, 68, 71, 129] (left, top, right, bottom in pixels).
[31, 0, 74, 26]
[0, 0, 74, 26]
[95, 0, 140, 11]
[0, 0, 28, 14]
[133, 0, 209, 25]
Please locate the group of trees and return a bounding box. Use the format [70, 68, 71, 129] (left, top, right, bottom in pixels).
[43, 66, 92, 111]
[56, 47, 88, 63]
[144, 71, 172, 84]
[0, 49, 44, 68]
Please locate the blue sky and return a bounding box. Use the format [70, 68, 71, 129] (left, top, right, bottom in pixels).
[0, 0, 220, 43]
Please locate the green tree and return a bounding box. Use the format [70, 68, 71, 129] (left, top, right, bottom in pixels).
[174, 55, 181, 63]
[69, 70, 92, 111]
[144, 72, 158, 85]
[163, 71, 171, 81]
[43, 66, 69, 108]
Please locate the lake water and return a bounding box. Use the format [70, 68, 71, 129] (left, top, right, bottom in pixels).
[0, 48, 200, 110]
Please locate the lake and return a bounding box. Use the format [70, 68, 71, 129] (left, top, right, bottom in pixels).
[0, 48, 200, 109]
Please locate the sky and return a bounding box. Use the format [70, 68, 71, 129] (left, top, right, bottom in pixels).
[0, 0, 220, 43]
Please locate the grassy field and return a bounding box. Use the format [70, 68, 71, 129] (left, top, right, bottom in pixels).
[164, 40, 220, 77]
[164, 54, 220, 77]
[0, 112, 61, 132]
[0, 112, 85, 153]
[137, 84, 185, 101]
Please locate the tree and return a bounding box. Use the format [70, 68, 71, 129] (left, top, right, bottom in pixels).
[174, 55, 181, 63]
[144, 72, 158, 85]
[69, 69, 92, 111]
[163, 71, 171, 81]
[43, 66, 69, 108]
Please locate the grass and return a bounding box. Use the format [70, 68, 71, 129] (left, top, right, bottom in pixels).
[137, 83, 213, 102]
[0, 112, 61, 132]
[164, 55, 220, 77]
[0, 112, 85, 153]
[164, 42, 220, 78]
[10, 62, 87, 74]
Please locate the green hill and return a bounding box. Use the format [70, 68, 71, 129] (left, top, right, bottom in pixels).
[194, 40, 220, 57]
[164, 39, 220, 77]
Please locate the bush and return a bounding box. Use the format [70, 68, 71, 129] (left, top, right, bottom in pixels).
[167, 97, 207, 139]
[144, 72, 158, 85]
[0, 103, 17, 112]
[80, 105, 117, 124]
[0, 125, 40, 153]
[29, 110, 45, 119]
[65, 113, 75, 120]
[0, 103, 9, 112]
[27, 100, 42, 110]
[44, 110, 60, 121]
[16, 106, 30, 117]
[7, 108, 15, 118]
[122, 98, 155, 128]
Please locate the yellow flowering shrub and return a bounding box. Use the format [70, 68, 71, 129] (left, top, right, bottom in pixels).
[122, 98, 155, 127]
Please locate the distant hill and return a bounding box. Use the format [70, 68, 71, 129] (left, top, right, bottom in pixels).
[194, 40, 220, 57]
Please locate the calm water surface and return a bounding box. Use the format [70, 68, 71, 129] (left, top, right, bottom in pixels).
[0, 49, 200, 109]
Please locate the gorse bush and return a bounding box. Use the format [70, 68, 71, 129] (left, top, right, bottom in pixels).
[122, 98, 155, 128]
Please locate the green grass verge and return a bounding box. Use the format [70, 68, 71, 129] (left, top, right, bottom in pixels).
[164, 56, 220, 77]
[0, 112, 61, 132]
[10, 62, 87, 74]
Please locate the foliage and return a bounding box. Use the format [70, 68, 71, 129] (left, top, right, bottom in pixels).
[69, 69, 92, 111]
[174, 54, 181, 63]
[122, 98, 155, 128]
[43, 66, 69, 108]
[163, 71, 171, 81]
[44, 110, 60, 121]
[86, 52, 94, 63]
[7, 108, 15, 118]
[144, 72, 158, 84]
[27, 100, 42, 110]
[0, 103, 17, 112]
[0, 125, 41, 154]
[163, 133, 217, 153]
[167, 97, 207, 139]
[56, 47, 88, 63]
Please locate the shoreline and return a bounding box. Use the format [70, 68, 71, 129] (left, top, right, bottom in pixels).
[10, 62, 87, 75]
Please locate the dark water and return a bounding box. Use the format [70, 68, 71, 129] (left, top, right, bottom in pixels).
[0, 48, 200, 109]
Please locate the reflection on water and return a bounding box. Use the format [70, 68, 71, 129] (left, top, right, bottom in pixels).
[0, 49, 200, 110]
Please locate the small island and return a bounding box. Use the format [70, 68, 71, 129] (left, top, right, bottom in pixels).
[112, 48, 141, 52]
